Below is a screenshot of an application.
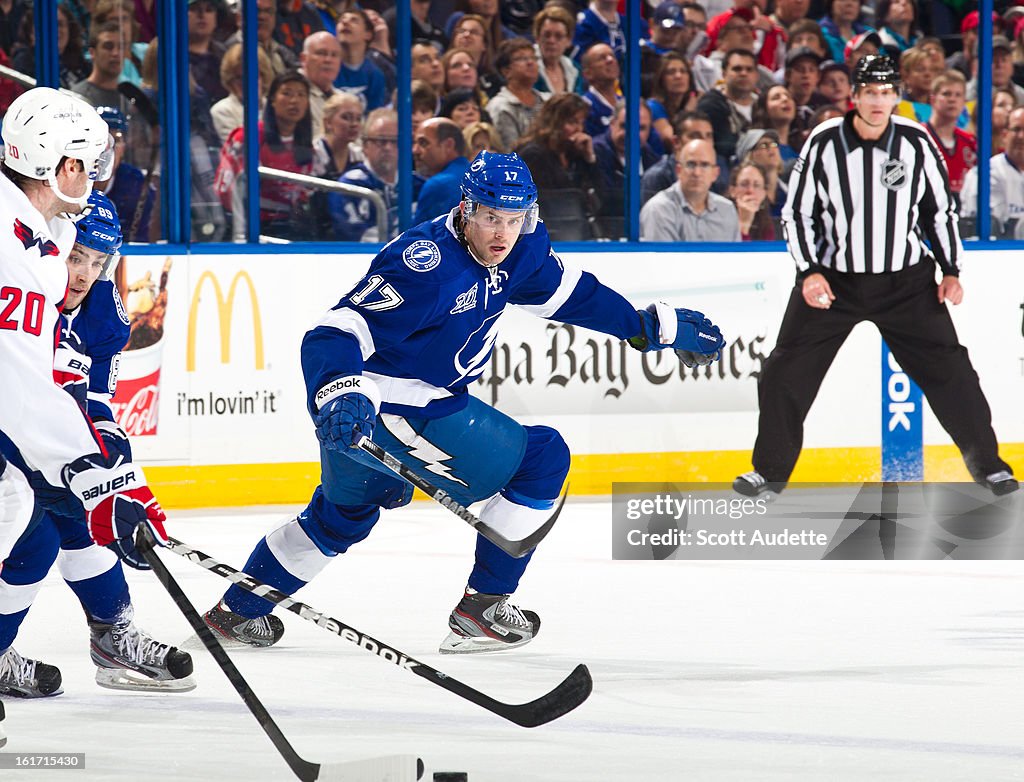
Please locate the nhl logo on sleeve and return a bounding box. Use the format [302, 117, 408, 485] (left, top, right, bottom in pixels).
[880, 159, 908, 190]
[403, 240, 442, 272]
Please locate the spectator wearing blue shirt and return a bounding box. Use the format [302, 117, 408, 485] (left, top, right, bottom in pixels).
[335, 9, 387, 111]
[593, 102, 659, 192]
[573, 0, 636, 64]
[413, 118, 471, 224]
[330, 108, 404, 242]
[94, 106, 157, 243]
[580, 43, 622, 138]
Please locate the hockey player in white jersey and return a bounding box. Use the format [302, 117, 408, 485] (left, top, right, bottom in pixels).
[0, 192, 194, 697]
[204, 151, 726, 653]
[0, 89, 170, 686]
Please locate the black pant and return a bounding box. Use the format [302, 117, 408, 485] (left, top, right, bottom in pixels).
[751, 261, 1010, 484]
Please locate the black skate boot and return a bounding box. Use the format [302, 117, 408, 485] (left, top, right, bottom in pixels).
[89, 611, 196, 692]
[984, 471, 1019, 497]
[0, 647, 63, 698]
[202, 601, 284, 649]
[733, 471, 784, 498]
[439, 588, 540, 654]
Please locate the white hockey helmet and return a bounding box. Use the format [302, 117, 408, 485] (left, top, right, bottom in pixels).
[1, 87, 112, 207]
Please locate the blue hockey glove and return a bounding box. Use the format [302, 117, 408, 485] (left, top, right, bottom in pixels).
[94, 420, 133, 462]
[628, 302, 725, 363]
[312, 375, 381, 451]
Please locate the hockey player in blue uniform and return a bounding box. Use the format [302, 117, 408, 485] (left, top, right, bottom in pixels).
[0, 192, 194, 697]
[203, 151, 726, 653]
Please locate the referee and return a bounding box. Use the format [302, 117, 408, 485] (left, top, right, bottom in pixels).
[734, 55, 1018, 497]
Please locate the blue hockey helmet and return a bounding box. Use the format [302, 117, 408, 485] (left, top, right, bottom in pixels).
[96, 105, 128, 135]
[460, 151, 539, 232]
[76, 190, 123, 278]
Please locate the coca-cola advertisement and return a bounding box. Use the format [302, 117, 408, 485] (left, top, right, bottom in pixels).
[110, 259, 172, 436]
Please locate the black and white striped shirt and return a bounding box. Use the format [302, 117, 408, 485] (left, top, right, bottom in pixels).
[782, 113, 962, 277]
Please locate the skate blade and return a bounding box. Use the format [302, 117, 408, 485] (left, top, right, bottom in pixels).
[0, 685, 64, 698]
[95, 668, 197, 693]
[181, 631, 275, 651]
[438, 631, 533, 655]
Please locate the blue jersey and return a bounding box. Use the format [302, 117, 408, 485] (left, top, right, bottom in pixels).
[301, 210, 642, 419]
[573, 8, 627, 62]
[412, 157, 471, 226]
[334, 60, 388, 112]
[61, 279, 131, 422]
[328, 164, 424, 242]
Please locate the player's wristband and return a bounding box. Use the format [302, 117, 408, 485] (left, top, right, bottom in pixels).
[314, 375, 381, 412]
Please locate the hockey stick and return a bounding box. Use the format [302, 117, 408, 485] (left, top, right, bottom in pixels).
[116, 81, 160, 240]
[136, 529, 424, 781]
[357, 436, 566, 559]
[161, 534, 593, 729]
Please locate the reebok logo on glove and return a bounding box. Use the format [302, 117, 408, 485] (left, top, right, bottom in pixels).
[699, 332, 716, 341]
[316, 377, 366, 405]
[80, 470, 136, 501]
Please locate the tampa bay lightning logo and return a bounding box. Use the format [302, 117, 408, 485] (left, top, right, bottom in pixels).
[402, 240, 442, 272]
[453, 311, 502, 382]
[470, 158, 485, 172]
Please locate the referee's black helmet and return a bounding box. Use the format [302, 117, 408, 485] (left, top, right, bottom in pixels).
[852, 54, 900, 89]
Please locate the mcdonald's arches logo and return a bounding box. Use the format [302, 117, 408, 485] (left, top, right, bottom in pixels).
[186, 270, 265, 372]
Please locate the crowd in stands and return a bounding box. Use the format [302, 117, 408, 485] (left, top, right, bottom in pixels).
[2, 0, 1023, 242]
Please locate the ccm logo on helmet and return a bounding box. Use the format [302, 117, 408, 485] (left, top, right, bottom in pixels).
[82, 471, 136, 500]
[316, 377, 365, 404]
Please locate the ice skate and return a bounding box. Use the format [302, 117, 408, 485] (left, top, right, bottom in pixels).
[201, 600, 284, 649]
[984, 471, 1019, 497]
[732, 471, 783, 498]
[90, 612, 195, 692]
[0, 647, 63, 698]
[439, 588, 540, 654]
[0, 698, 6, 747]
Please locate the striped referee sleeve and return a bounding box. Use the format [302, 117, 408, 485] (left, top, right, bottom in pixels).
[782, 120, 835, 276]
[913, 123, 963, 276]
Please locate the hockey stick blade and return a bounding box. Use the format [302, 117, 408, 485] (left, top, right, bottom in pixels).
[136, 529, 424, 781]
[116, 81, 159, 127]
[163, 535, 592, 728]
[357, 436, 567, 558]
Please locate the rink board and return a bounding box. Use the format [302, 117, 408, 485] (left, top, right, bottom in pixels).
[110, 249, 1024, 507]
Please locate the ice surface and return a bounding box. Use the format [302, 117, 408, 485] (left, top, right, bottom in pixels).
[2, 501, 1022, 781]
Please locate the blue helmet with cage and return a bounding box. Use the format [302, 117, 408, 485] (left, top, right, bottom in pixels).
[460, 151, 539, 232]
[76, 191, 123, 278]
[96, 106, 128, 135]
